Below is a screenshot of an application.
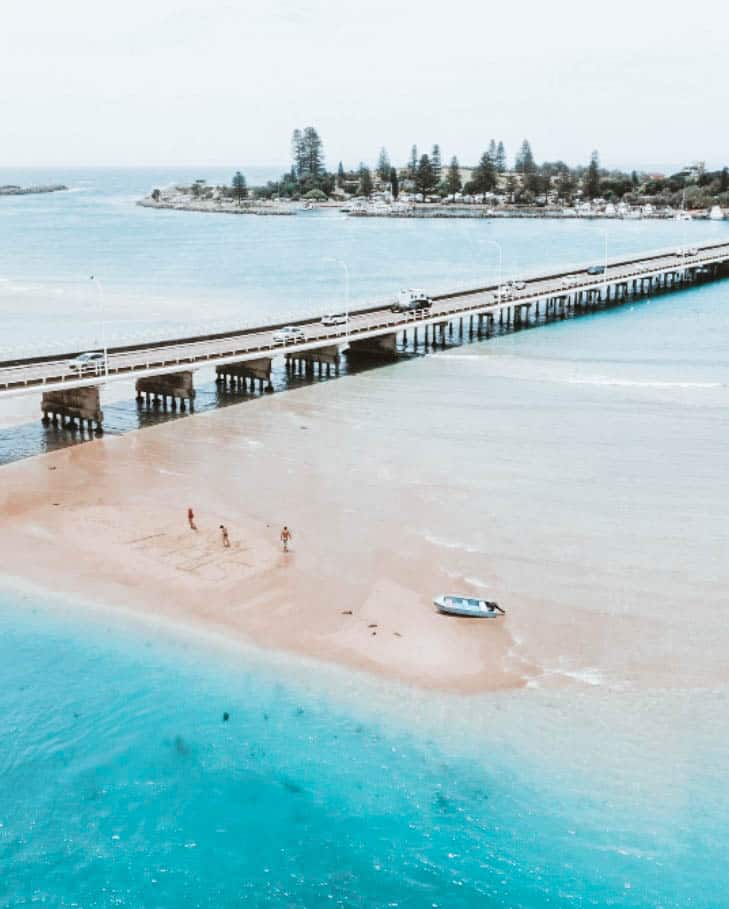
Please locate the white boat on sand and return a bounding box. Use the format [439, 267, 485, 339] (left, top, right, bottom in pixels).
[434, 595, 505, 618]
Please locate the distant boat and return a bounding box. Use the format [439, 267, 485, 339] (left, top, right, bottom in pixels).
[709, 205, 725, 221]
[674, 211, 692, 221]
[433, 594, 505, 618]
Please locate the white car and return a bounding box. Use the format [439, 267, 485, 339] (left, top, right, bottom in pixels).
[497, 285, 514, 298]
[560, 275, 579, 288]
[512, 280, 527, 290]
[68, 351, 106, 374]
[320, 313, 349, 327]
[272, 326, 306, 343]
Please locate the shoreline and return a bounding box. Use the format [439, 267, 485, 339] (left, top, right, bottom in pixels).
[2, 358, 724, 698]
[0, 380, 531, 696]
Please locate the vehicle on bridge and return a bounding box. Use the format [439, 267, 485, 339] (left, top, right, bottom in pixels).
[272, 326, 306, 343]
[391, 289, 433, 313]
[320, 313, 349, 327]
[561, 275, 579, 288]
[511, 279, 527, 290]
[68, 351, 106, 374]
[587, 265, 605, 275]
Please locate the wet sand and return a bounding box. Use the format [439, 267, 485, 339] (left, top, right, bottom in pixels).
[1, 364, 726, 694]
[0, 390, 528, 693]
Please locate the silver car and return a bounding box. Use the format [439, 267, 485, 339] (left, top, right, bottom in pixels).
[68, 351, 106, 374]
[320, 313, 349, 327]
[272, 326, 306, 343]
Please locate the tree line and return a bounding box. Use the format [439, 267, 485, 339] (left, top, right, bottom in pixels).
[197, 127, 729, 207]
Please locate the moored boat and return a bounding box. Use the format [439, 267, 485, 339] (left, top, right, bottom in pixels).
[433, 594, 505, 618]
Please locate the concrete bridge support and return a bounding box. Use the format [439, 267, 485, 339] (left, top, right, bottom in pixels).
[347, 333, 398, 357]
[136, 371, 195, 411]
[286, 345, 341, 377]
[216, 357, 273, 393]
[42, 386, 103, 433]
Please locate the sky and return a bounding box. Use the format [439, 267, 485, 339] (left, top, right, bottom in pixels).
[1, 0, 728, 173]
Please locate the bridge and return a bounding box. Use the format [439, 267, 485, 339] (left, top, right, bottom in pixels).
[1, 240, 728, 432]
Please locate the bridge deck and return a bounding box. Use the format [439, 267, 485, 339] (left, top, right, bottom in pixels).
[1, 241, 728, 397]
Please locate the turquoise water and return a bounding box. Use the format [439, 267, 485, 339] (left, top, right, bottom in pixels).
[2, 593, 728, 908]
[0, 167, 728, 355]
[2, 169, 729, 906]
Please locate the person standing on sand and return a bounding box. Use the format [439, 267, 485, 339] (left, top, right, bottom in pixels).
[187, 507, 197, 531]
[280, 526, 292, 552]
[220, 525, 230, 548]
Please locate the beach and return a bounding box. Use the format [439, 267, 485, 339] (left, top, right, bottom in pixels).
[2, 171, 729, 905]
[3, 323, 728, 697]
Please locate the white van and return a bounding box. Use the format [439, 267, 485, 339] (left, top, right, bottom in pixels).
[391, 289, 433, 312]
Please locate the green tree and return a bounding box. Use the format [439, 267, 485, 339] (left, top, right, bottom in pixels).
[390, 167, 399, 199]
[720, 167, 729, 193]
[358, 163, 373, 197]
[488, 139, 497, 162]
[584, 150, 601, 199]
[337, 161, 345, 188]
[556, 169, 575, 202]
[291, 129, 306, 178]
[303, 188, 327, 201]
[496, 141, 507, 172]
[515, 139, 536, 174]
[415, 154, 436, 197]
[470, 150, 497, 195]
[377, 147, 391, 182]
[446, 156, 462, 197]
[302, 126, 324, 180]
[431, 144, 442, 183]
[409, 145, 418, 177]
[232, 171, 247, 205]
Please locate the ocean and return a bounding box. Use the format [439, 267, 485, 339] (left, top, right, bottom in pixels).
[1, 168, 729, 906]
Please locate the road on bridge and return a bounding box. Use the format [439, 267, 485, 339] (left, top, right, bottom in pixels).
[1, 240, 728, 396]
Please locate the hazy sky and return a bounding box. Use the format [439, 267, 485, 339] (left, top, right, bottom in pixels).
[2, 0, 727, 172]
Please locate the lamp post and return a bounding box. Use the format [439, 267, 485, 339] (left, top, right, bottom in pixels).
[89, 275, 109, 377]
[323, 258, 350, 339]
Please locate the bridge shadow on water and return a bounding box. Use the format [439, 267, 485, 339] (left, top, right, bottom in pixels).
[0, 279, 702, 468]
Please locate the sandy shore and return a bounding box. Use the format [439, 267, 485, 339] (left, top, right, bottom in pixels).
[2, 365, 724, 694]
[0, 391, 533, 693]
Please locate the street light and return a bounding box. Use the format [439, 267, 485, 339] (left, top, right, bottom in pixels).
[89, 275, 109, 377]
[323, 257, 350, 339]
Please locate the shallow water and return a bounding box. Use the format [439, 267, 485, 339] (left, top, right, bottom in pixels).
[1, 594, 728, 908]
[2, 169, 729, 906]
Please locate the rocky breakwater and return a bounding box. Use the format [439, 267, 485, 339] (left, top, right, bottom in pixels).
[0, 184, 67, 196]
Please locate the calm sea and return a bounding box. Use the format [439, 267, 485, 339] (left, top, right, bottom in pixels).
[1, 169, 729, 906]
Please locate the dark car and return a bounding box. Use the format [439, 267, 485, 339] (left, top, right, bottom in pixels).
[587, 265, 605, 275]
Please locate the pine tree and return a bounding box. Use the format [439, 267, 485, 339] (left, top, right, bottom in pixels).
[358, 163, 373, 197]
[515, 139, 536, 174]
[415, 154, 436, 197]
[431, 144, 442, 183]
[302, 127, 324, 180]
[232, 171, 247, 205]
[720, 167, 729, 192]
[488, 139, 497, 162]
[337, 162, 345, 188]
[584, 150, 601, 199]
[390, 167, 399, 199]
[291, 129, 305, 178]
[496, 141, 507, 172]
[409, 145, 418, 177]
[446, 156, 462, 198]
[377, 148, 391, 182]
[477, 151, 498, 193]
